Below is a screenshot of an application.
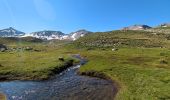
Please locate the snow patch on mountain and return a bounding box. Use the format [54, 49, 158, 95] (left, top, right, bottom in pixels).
[30, 30, 65, 40]
[69, 30, 91, 40]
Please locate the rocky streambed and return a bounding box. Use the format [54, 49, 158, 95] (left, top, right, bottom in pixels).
[0, 55, 117, 100]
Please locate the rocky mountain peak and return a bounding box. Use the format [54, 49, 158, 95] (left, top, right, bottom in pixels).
[122, 25, 152, 30]
[0, 27, 25, 37]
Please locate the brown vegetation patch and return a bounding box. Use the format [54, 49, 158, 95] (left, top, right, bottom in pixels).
[0, 93, 6, 100]
[127, 57, 154, 65]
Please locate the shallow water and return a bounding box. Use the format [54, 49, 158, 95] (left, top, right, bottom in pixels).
[0, 56, 117, 100]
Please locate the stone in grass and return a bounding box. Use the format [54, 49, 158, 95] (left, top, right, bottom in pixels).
[160, 60, 168, 64]
[58, 56, 64, 61]
[112, 48, 118, 51]
[0, 64, 3, 67]
[25, 47, 33, 51]
[0, 44, 7, 52]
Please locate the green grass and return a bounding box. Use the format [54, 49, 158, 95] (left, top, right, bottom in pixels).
[67, 30, 170, 99]
[69, 30, 170, 99]
[2, 29, 170, 99]
[0, 42, 78, 80]
[76, 47, 170, 100]
[74, 30, 170, 48]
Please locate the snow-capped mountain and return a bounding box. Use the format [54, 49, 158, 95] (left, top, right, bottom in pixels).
[30, 30, 65, 40]
[122, 25, 152, 30]
[0, 28, 95, 41]
[29, 29, 91, 40]
[69, 30, 92, 40]
[0, 27, 25, 37]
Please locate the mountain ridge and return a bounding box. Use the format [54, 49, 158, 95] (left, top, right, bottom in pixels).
[0, 28, 91, 41]
[1, 23, 170, 40]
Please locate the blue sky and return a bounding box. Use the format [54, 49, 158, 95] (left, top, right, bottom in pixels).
[0, 0, 170, 33]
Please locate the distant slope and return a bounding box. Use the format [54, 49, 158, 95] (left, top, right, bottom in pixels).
[145, 24, 170, 34]
[0, 37, 43, 44]
[74, 30, 170, 48]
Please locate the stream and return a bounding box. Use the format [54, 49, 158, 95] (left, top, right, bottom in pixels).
[0, 55, 117, 100]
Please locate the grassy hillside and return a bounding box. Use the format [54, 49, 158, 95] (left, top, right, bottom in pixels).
[73, 30, 170, 48]
[146, 27, 170, 34]
[76, 48, 170, 100]
[68, 30, 170, 100]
